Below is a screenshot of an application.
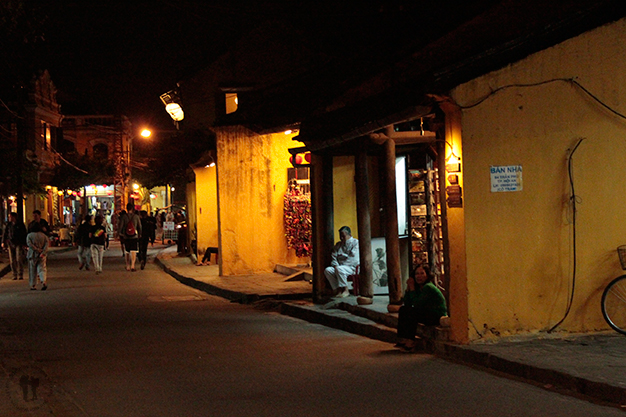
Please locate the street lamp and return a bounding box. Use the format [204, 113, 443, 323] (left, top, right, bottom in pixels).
[160, 89, 184, 122]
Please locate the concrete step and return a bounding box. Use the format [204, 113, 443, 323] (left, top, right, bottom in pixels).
[275, 264, 312, 282]
[259, 300, 398, 343]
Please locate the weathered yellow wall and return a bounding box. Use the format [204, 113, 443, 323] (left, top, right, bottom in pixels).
[186, 180, 197, 252]
[332, 156, 358, 241]
[215, 126, 303, 275]
[451, 18, 626, 338]
[193, 165, 219, 257]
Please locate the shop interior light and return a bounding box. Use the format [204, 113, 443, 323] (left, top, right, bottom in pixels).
[133, 183, 140, 190]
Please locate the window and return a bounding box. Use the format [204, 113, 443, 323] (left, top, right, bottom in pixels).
[225, 93, 238, 114]
[40, 121, 51, 150]
[93, 143, 109, 159]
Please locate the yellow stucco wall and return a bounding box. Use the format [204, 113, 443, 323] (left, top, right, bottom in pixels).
[215, 126, 304, 275]
[193, 165, 219, 257]
[450, 18, 626, 338]
[332, 156, 358, 241]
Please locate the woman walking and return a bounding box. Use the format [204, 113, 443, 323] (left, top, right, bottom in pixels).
[90, 215, 108, 274]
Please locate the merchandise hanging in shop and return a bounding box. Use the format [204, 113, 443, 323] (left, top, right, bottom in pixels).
[283, 180, 312, 258]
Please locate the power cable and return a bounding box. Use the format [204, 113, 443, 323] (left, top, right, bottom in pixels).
[548, 137, 585, 333]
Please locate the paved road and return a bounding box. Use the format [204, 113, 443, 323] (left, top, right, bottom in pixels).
[0, 244, 623, 417]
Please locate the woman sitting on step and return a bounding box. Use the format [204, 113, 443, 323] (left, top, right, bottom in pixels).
[395, 264, 447, 352]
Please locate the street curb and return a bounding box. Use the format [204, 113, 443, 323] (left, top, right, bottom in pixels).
[279, 302, 397, 343]
[154, 255, 252, 303]
[154, 252, 312, 304]
[441, 344, 626, 406]
[155, 248, 626, 407]
[279, 300, 626, 405]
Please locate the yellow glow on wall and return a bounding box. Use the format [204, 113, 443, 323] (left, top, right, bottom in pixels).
[194, 165, 218, 259]
[215, 126, 304, 275]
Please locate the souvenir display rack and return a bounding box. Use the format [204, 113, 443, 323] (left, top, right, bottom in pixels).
[407, 162, 443, 284]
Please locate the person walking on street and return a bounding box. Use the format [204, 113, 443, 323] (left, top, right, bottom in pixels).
[138, 210, 155, 270]
[76, 215, 92, 270]
[28, 210, 50, 236]
[2, 212, 27, 280]
[90, 215, 108, 274]
[117, 203, 142, 271]
[26, 222, 49, 291]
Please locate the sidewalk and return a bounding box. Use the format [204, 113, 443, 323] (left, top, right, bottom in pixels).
[156, 246, 626, 407]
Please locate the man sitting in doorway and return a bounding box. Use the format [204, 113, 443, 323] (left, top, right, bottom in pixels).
[324, 226, 359, 298]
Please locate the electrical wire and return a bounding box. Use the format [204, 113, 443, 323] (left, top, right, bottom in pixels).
[548, 137, 585, 333]
[456, 77, 626, 122]
[51, 149, 89, 174]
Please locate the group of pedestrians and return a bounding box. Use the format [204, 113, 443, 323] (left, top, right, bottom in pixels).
[2, 210, 51, 290]
[77, 203, 156, 273]
[74, 214, 109, 274]
[1, 203, 158, 291]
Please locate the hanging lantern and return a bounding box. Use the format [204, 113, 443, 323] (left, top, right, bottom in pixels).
[304, 153, 311, 163]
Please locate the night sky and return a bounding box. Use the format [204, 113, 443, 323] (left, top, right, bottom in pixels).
[35, 1, 480, 131]
[41, 1, 266, 130]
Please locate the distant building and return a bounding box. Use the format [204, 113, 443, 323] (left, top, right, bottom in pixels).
[60, 114, 132, 212]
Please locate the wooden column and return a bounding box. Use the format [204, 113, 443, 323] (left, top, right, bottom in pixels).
[382, 139, 402, 310]
[355, 149, 373, 304]
[311, 153, 334, 304]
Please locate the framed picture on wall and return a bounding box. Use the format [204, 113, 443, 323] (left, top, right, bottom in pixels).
[371, 237, 388, 295]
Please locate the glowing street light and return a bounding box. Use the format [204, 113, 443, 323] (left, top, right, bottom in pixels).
[141, 129, 152, 138]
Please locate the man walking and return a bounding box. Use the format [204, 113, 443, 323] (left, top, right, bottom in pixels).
[26, 222, 49, 290]
[117, 203, 142, 271]
[28, 210, 50, 236]
[2, 212, 27, 280]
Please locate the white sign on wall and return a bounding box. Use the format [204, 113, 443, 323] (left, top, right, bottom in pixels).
[490, 165, 523, 192]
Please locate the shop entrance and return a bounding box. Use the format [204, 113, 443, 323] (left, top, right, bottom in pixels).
[401, 145, 446, 293]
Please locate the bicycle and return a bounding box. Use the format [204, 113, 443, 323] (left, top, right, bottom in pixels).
[601, 245, 626, 335]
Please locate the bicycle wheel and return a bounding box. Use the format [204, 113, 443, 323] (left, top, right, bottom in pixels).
[601, 274, 626, 335]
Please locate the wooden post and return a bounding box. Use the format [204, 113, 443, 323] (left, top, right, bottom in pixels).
[382, 139, 403, 310]
[311, 153, 334, 303]
[355, 149, 373, 304]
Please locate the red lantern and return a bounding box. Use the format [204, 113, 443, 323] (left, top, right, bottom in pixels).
[102, 184, 107, 188]
[295, 154, 303, 164]
[304, 153, 311, 163]
[289, 155, 294, 164]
